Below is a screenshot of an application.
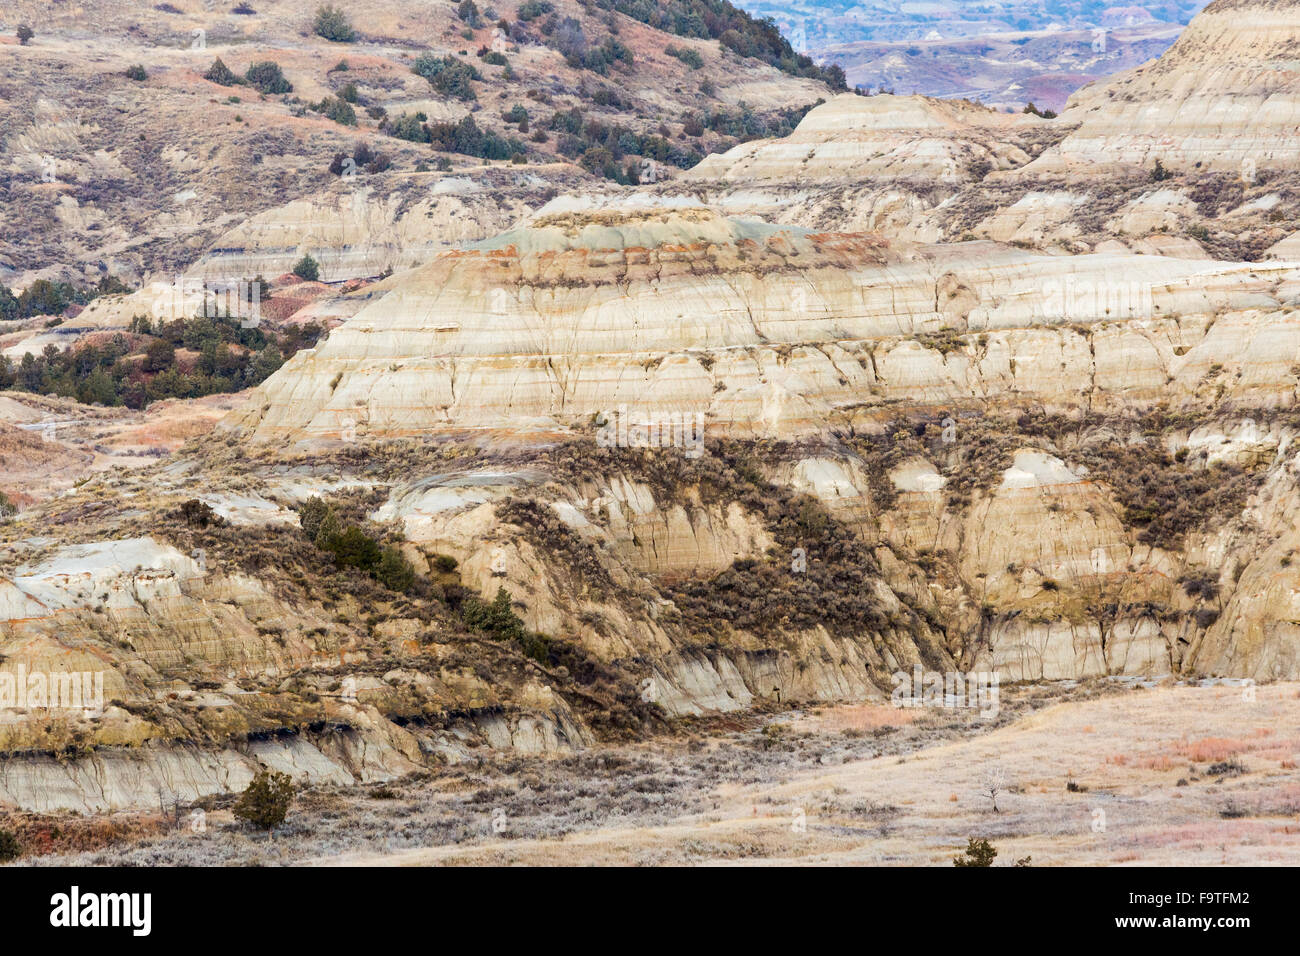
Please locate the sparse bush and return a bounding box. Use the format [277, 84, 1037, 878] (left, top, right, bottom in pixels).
[324, 526, 383, 571]
[665, 44, 704, 69]
[300, 497, 417, 593]
[458, 0, 483, 27]
[16, 25, 34, 45]
[313, 4, 355, 42]
[0, 829, 21, 862]
[384, 112, 429, 143]
[1219, 800, 1247, 819]
[517, 0, 553, 21]
[292, 254, 321, 281]
[233, 770, 294, 829]
[125, 64, 148, 81]
[204, 57, 243, 86]
[376, 546, 416, 592]
[412, 53, 480, 101]
[1181, 574, 1220, 601]
[180, 498, 226, 528]
[1010, 413, 1266, 551]
[1207, 758, 1246, 778]
[245, 61, 293, 94]
[1151, 158, 1173, 182]
[317, 96, 357, 125]
[953, 837, 997, 867]
[296, 496, 333, 540]
[363, 151, 391, 174]
[426, 115, 524, 159]
[1188, 173, 1244, 219]
[463, 587, 527, 642]
[461, 587, 553, 663]
[313, 508, 342, 548]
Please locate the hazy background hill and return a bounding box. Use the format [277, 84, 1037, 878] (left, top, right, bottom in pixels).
[733, 0, 1209, 109]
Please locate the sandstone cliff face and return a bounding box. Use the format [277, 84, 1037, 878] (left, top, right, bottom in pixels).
[0, 527, 593, 810]
[666, 94, 1064, 244]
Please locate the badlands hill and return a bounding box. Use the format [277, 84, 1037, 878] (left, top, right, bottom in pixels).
[4, 0, 1300, 819]
[0, 0, 837, 289]
[686, 94, 1041, 183]
[663, 0, 1300, 258]
[6, 198, 1300, 811]
[1027, 0, 1300, 174]
[234, 204, 1294, 441]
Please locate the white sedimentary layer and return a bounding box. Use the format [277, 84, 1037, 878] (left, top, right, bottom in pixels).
[230, 206, 1300, 441]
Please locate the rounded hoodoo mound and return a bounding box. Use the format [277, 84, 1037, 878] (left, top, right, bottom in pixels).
[686, 92, 1037, 183]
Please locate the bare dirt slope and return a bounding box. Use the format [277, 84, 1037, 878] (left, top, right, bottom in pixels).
[19, 681, 1296, 866]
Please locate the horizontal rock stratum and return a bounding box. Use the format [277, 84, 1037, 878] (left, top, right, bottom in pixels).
[231, 205, 1300, 442]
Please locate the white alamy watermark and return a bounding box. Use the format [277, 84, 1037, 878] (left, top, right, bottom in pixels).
[151, 276, 261, 328]
[595, 405, 705, 459]
[1038, 276, 1152, 322]
[49, 887, 151, 937]
[891, 666, 999, 719]
[0, 666, 104, 715]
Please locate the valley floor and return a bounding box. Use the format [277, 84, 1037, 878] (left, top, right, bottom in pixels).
[15, 681, 1300, 866]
